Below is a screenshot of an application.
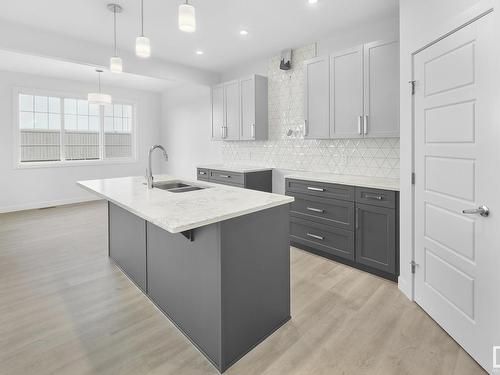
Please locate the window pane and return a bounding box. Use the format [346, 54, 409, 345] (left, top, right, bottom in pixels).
[104, 104, 113, 117]
[77, 100, 88, 115]
[20, 112, 34, 129]
[104, 117, 113, 132]
[123, 105, 132, 118]
[64, 99, 77, 114]
[113, 117, 123, 132]
[49, 97, 60, 113]
[64, 114, 77, 130]
[122, 118, 131, 133]
[77, 115, 89, 131]
[113, 104, 123, 117]
[89, 103, 99, 116]
[89, 116, 100, 131]
[34, 113, 48, 129]
[20, 94, 33, 111]
[65, 131, 99, 161]
[48, 113, 61, 130]
[34, 96, 48, 113]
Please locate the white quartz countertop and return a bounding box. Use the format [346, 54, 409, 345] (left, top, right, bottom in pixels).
[197, 164, 273, 173]
[285, 172, 400, 191]
[78, 175, 293, 233]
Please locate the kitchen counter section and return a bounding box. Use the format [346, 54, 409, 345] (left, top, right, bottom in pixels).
[78, 175, 293, 233]
[197, 164, 273, 173]
[284, 172, 399, 191]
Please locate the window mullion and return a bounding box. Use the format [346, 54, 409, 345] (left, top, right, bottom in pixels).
[60, 97, 65, 161]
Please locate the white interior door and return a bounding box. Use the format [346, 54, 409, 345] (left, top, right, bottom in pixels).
[414, 12, 500, 373]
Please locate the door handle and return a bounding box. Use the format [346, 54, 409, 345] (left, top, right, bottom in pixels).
[306, 233, 324, 241]
[307, 186, 325, 192]
[364, 115, 368, 135]
[358, 116, 363, 135]
[306, 207, 324, 213]
[462, 205, 489, 217]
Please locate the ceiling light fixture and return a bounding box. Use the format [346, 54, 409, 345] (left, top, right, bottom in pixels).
[88, 69, 112, 105]
[308, 0, 318, 4]
[178, 0, 196, 33]
[195, 50, 204, 55]
[239, 30, 249, 36]
[108, 3, 123, 73]
[136, 0, 151, 58]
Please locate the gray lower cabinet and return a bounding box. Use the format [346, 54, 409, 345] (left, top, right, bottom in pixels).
[197, 167, 272, 192]
[108, 202, 147, 292]
[286, 178, 399, 280]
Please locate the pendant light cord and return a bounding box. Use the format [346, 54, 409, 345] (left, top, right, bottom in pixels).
[113, 7, 117, 56]
[141, 0, 144, 36]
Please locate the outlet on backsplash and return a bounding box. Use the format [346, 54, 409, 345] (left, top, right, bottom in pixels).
[221, 44, 400, 179]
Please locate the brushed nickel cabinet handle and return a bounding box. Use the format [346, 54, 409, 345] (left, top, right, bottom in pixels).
[306, 207, 324, 213]
[356, 208, 359, 230]
[358, 116, 363, 135]
[307, 186, 325, 192]
[219, 174, 231, 178]
[365, 194, 383, 200]
[364, 115, 368, 135]
[199, 171, 206, 175]
[307, 233, 324, 241]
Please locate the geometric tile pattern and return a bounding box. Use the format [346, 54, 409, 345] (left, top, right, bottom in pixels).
[221, 44, 400, 178]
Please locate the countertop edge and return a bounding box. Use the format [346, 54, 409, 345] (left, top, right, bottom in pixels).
[77, 181, 294, 234]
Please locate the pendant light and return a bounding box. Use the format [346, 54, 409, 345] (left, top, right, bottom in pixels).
[178, 0, 196, 33]
[88, 69, 112, 105]
[108, 3, 123, 73]
[136, 0, 151, 57]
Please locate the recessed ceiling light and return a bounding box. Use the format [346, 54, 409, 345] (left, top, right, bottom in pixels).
[196, 50, 204, 55]
[308, 0, 318, 4]
[239, 30, 249, 36]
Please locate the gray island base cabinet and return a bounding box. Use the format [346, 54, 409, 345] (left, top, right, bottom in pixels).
[107, 202, 290, 373]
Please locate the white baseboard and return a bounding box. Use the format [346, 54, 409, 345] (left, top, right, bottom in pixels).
[0, 196, 102, 213]
[398, 275, 414, 301]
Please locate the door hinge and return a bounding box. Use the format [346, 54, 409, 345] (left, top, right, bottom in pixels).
[410, 261, 418, 274]
[409, 80, 416, 95]
[411, 172, 416, 185]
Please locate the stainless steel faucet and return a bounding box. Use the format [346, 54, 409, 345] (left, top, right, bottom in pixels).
[146, 145, 168, 189]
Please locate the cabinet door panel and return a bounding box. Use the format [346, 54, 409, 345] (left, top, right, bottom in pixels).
[304, 57, 330, 139]
[330, 46, 364, 138]
[224, 80, 240, 140]
[212, 85, 224, 140]
[364, 40, 399, 137]
[355, 203, 396, 274]
[240, 76, 255, 140]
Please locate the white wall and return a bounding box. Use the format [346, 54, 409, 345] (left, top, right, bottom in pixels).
[0, 70, 162, 212]
[161, 84, 222, 179]
[398, 0, 490, 299]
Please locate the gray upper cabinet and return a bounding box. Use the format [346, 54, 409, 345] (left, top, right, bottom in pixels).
[330, 46, 364, 138]
[211, 74, 268, 141]
[304, 39, 399, 139]
[363, 40, 399, 137]
[224, 80, 241, 140]
[304, 56, 330, 139]
[211, 84, 224, 140]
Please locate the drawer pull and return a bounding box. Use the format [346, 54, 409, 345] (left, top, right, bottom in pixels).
[365, 194, 383, 200]
[306, 233, 324, 241]
[306, 207, 324, 213]
[199, 171, 206, 175]
[219, 174, 231, 178]
[307, 186, 325, 192]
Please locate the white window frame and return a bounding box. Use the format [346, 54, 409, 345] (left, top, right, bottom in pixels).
[12, 87, 139, 169]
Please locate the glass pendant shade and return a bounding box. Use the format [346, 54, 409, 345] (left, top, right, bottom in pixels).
[110, 56, 123, 73]
[135, 36, 151, 58]
[178, 3, 196, 32]
[88, 93, 112, 105]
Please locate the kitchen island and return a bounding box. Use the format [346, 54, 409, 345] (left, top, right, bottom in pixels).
[78, 176, 294, 373]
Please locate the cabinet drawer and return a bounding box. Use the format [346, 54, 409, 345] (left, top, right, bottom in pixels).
[197, 168, 209, 181]
[286, 179, 354, 201]
[288, 193, 354, 231]
[209, 179, 244, 188]
[290, 217, 354, 261]
[209, 169, 244, 185]
[355, 187, 396, 208]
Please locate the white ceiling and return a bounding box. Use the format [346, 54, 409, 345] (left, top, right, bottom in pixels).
[0, 50, 176, 92]
[0, 0, 398, 73]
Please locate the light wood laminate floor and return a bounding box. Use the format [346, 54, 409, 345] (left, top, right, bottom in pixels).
[0, 201, 485, 375]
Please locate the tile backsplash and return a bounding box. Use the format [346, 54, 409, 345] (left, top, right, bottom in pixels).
[221, 44, 400, 179]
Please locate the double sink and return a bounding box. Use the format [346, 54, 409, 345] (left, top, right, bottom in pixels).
[146, 181, 208, 193]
